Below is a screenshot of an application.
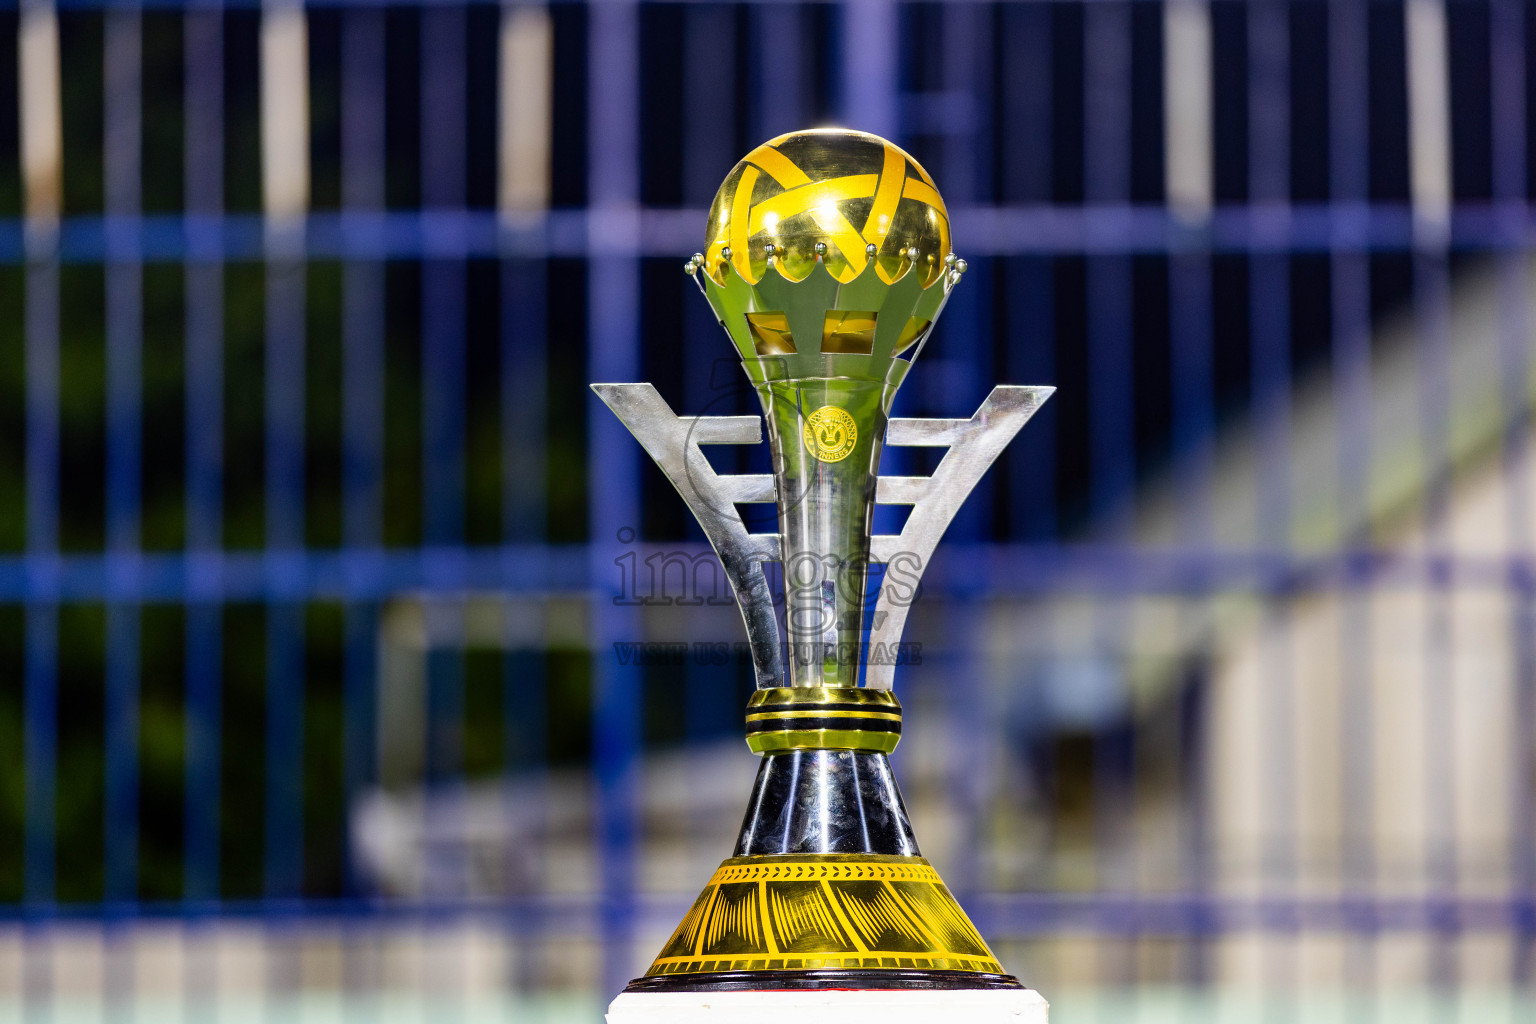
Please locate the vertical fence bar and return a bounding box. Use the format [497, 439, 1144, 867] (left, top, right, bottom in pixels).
[498, 2, 552, 984]
[1001, 0, 1054, 545]
[998, 10, 1057, 933]
[20, 0, 61, 920]
[939, 1, 987, 414]
[1405, 0, 1458, 988]
[1248, 9, 1293, 550]
[939, 0, 993, 903]
[1248, 0, 1298, 1000]
[1083, 0, 1136, 987]
[1165, 0, 1216, 990]
[183, 0, 225, 915]
[1329, 0, 1376, 998]
[681, 2, 734, 429]
[1490, 0, 1536, 993]
[681, 3, 735, 770]
[103, 5, 143, 1014]
[338, 4, 387, 1003]
[1165, 0, 1214, 543]
[420, 8, 470, 1006]
[682, 5, 734, 216]
[842, 0, 896, 140]
[104, 0, 143, 913]
[260, 8, 310, 1007]
[499, 3, 551, 551]
[19, 3, 61, 1016]
[940, 1, 990, 504]
[260, 0, 309, 905]
[421, 7, 468, 807]
[588, 0, 643, 998]
[421, 6, 467, 560]
[753, 4, 803, 142]
[340, 4, 385, 901]
[1084, 2, 1134, 534]
[499, 233, 549, 983]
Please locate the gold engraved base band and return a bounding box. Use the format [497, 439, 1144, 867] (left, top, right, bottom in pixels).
[643, 854, 1007, 979]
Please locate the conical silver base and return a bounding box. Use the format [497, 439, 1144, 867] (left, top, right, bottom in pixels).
[631, 750, 1020, 991]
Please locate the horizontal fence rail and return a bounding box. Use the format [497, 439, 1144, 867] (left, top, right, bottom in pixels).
[0, 546, 1533, 600]
[7, 205, 1536, 260]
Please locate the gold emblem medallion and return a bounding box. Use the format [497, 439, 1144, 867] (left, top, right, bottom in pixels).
[803, 406, 857, 463]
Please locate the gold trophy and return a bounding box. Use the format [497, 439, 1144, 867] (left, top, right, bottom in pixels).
[594, 129, 1051, 1000]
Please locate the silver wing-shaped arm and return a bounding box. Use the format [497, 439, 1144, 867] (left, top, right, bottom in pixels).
[865, 385, 1053, 690]
[591, 383, 785, 688]
[593, 382, 1051, 693]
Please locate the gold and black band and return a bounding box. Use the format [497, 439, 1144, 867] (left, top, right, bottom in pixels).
[744, 686, 902, 754]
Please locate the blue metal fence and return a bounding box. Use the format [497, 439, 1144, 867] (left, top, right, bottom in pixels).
[3, 0, 1536, 1016]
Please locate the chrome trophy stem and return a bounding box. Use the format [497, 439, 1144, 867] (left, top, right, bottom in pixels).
[757, 376, 890, 688]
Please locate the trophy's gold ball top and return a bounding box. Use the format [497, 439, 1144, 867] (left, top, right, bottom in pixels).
[703, 129, 951, 288]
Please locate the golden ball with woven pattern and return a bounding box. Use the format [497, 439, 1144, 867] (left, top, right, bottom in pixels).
[703, 128, 951, 288]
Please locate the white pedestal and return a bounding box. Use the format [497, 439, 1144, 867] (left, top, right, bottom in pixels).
[607, 988, 1049, 1023]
